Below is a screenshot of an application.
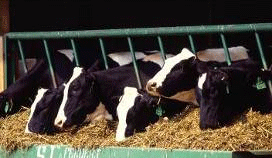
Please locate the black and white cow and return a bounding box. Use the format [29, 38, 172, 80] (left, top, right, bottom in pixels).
[24, 51, 157, 133]
[0, 51, 74, 117]
[116, 87, 190, 141]
[53, 57, 166, 129]
[145, 47, 272, 129]
[146, 46, 249, 103]
[25, 85, 65, 134]
[197, 62, 272, 129]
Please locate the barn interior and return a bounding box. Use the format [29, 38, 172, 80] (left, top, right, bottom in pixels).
[1, 0, 272, 154]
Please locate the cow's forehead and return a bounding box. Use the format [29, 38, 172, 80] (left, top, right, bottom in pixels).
[147, 48, 195, 87]
[117, 87, 139, 114]
[68, 67, 84, 84]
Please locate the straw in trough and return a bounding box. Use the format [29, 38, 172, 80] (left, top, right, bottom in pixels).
[1, 106, 272, 152]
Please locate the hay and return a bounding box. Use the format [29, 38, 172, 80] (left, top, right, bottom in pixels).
[1, 107, 272, 152]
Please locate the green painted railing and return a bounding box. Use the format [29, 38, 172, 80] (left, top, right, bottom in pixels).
[3, 22, 272, 114]
[1, 145, 272, 158]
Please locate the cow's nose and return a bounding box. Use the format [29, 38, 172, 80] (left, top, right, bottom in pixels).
[55, 120, 64, 128]
[146, 82, 157, 92]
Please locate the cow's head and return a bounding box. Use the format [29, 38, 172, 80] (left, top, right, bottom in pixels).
[146, 48, 198, 98]
[25, 85, 65, 134]
[116, 87, 159, 141]
[116, 87, 188, 141]
[199, 67, 258, 129]
[54, 67, 99, 129]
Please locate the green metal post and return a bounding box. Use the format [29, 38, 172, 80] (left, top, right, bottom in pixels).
[17, 40, 28, 73]
[188, 34, 196, 53]
[10, 43, 16, 84]
[4, 36, 8, 89]
[99, 38, 109, 70]
[70, 39, 80, 67]
[127, 37, 142, 89]
[43, 40, 57, 88]
[255, 32, 272, 95]
[220, 33, 232, 66]
[6, 23, 272, 39]
[157, 36, 166, 61]
[255, 32, 268, 69]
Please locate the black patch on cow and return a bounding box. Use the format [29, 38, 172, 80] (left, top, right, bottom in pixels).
[125, 91, 189, 137]
[158, 57, 198, 97]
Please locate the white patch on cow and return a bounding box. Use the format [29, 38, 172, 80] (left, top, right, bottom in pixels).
[107, 52, 146, 66]
[54, 67, 83, 128]
[57, 49, 74, 62]
[198, 73, 207, 90]
[147, 48, 195, 88]
[25, 88, 48, 133]
[196, 46, 249, 62]
[116, 87, 139, 142]
[143, 53, 175, 68]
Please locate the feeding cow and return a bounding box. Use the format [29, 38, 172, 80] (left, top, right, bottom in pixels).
[0, 51, 74, 117]
[26, 51, 167, 133]
[197, 62, 272, 129]
[116, 87, 190, 141]
[25, 85, 65, 134]
[53, 54, 167, 129]
[146, 46, 249, 102]
[145, 47, 272, 129]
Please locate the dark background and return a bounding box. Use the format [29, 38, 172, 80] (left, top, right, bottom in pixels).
[10, 0, 272, 31]
[7, 0, 272, 68]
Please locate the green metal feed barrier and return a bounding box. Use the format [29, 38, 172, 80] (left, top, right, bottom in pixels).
[3, 23, 272, 157]
[1, 146, 272, 158]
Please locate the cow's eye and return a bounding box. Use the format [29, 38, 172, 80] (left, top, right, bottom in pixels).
[71, 82, 80, 91]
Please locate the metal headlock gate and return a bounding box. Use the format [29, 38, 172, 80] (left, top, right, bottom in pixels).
[4, 23, 272, 89]
[3, 23, 272, 157]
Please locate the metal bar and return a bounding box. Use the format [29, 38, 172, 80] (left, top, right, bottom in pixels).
[157, 36, 166, 61]
[17, 40, 28, 73]
[70, 39, 80, 67]
[6, 23, 272, 39]
[42, 40, 57, 88]
[219, 33, 232, 66]
[188, 34, 196, 53]
[4, 36, 8, 89]
[99, 38, 109, 70]
[10, 43, 16, 84]
[255, 32, 268, 69]
[254, 32, 272, 95]
[127, 37, 142, 89]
